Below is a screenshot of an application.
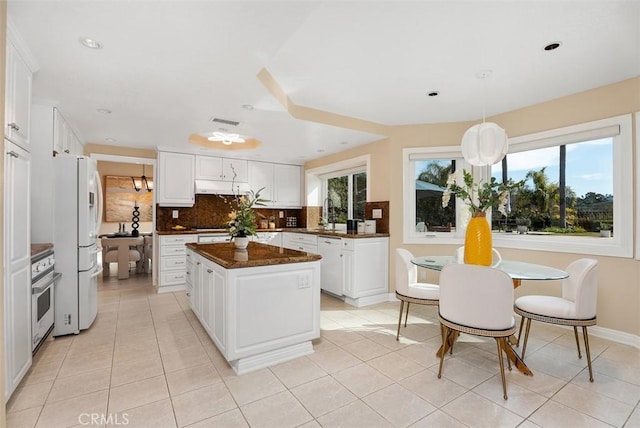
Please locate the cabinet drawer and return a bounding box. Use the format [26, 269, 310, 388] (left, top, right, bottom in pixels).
[161, 245, 188, 256]
[161, 256, 187, 270]
[160, 270, 187, 286]
[160, 235, 197, 245]
[285, 233, 317, 246]
[341, 238, 355, 251]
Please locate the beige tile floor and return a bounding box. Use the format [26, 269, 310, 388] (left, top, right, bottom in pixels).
[7, 272, 640, 428]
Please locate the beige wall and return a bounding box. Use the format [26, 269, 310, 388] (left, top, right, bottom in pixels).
[306, 76, 640, 337]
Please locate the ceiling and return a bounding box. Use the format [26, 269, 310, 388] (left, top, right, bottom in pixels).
[8, 1, 640, 165]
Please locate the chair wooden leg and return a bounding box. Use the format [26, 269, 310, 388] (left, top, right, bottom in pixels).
[396, 300, 405, 341]
[404, 302, 410, 327]
[517, 316, 525, 347]
[521, 318, 532, 360]
[438, 326, 450, 379]
[573, 326, 582, 359]
[496, 338, 508, 400]
[582, 326, 594, 382]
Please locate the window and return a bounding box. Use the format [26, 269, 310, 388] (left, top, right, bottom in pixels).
[403, 114, 633, 257]
[324, 170, 367, 223]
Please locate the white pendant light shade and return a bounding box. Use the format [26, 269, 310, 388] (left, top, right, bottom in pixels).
[461, 122, 508, 166]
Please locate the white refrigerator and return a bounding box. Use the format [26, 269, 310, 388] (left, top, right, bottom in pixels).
[53, 155, 103, 336]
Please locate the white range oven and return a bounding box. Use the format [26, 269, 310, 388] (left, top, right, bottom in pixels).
[31, 248, 60, 353]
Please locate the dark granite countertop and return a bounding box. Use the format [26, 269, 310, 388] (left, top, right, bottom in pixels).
[31, 243, 53, 257]
[158, 228, 389, 238]
[186, 242, 321, 269]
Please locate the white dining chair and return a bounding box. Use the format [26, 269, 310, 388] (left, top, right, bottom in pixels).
[437, 263, 516, 399]
[456, 246, 502, 267]
[514, 258, 598, 381]
[101, 237, 144, 278]
[394, 248, 439, 340]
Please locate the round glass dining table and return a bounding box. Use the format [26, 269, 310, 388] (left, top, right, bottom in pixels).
[410, 256, 569, 376]
[411, 256, 569, 286]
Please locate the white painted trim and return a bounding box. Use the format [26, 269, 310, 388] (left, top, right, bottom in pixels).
[344, 292, 390, 308]
[155, 284, 185, 294]
[589, 326, 640, 350]
[636, 112, 640, 260]
[305, 154, 372, 207]
[230, 341, 314, 375]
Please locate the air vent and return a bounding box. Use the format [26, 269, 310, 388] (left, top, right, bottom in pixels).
[211, 117, 240, 126]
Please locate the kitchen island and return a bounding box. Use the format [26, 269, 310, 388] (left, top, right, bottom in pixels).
[185, 242, 321, 375]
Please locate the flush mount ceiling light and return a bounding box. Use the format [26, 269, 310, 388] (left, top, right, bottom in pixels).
[207, 132, 245, 145]
[188, 133, 262, 151]
[460, 70, 508, 166]
[79, 37, 103, 49]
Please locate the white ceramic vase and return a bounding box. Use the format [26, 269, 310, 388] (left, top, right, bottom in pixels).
[234, 236, 249, 249]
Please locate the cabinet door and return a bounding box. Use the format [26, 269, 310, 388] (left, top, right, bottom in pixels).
[157, 152, 195, 206]
[201, 264, 214, 333]
[247, 161, 274, 204]
[195, 155, 223, 180]
[317, 238, 343, 295]
[273, 164, 301, 208]
[351, 239, 389, 298]
[223, 159, 248, 183]
[192, 257, 202, 318]
[212, 267, 226, 350]
[5, 41, 32, 149]
[4, 142, 32, 399]
[341, 250, 355, 298]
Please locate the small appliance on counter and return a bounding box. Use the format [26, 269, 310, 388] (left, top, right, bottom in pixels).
[346, 219, 359, 234]
[357, 221, 366, 234]
[364, 220, 377, 234]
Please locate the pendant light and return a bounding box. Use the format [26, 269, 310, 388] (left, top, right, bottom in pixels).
[460, 70, 508, 166]
[132, 165, 152, 192]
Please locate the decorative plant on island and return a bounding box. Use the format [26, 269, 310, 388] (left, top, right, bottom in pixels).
[227, 187, 267, 240]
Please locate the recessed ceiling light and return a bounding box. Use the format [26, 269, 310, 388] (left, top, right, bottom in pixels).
[427, 91, 440, 97]
[543, 41, 562, 51]
[105, 137, 116, 142]
[96, 108, 112, 114]
[79, 37, 103, 49]
[242, 104, 254, 110]
[340, 141, 348, 145]
[317, 149, 325, 153]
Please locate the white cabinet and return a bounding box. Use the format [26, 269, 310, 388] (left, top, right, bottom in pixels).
[157, 234, 197, 291]
[195, 156, 248, 183]
[317, 237, 343, 295]
[274, 164, 302, 207]
[248, 161, 302, 208]
[52, 109, 83, 156]
[341, 237, 389, 306]
[157, 152, 195, 207]
[283, 232, 317, 253]
[4, 141, 31, 401]
[252, 232, 282, 247]
[5, 39, 32, 150]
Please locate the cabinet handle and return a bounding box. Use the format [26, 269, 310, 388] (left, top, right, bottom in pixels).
[196, 262, 201, 265]
[207, 269, 213, 273]
[8, 122, 19, 131]
[6, 151, 19, 158]
[186, 292, 190, 297]
[64, 149, 70, 153]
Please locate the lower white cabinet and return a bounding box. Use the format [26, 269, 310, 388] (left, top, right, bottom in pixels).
[252, 232, 282, 247]
[186, 247, 320, 374]
[340, 237, 389, 306]
[157, 234, 197, 292]
[282, 232, 318, 253]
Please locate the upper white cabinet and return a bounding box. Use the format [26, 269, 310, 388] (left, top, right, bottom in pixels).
[195, 156, 247, 182]
[5, 38, 32, 150]
[157, 151, 195, 207]
[53, 108, 83, 156]
[248, 161, 301, 208]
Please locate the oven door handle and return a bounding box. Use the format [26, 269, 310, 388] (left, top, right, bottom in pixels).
[32, 272, 62, 295]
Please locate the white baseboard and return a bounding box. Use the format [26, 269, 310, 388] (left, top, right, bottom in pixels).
[230, 341, 314, 375]
[156, 284, 185, 294]
[344, 293, 390, 307]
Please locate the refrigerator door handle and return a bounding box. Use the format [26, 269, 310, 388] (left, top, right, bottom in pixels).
[94, 171, 103, 238]
[90, 265, 104, 278]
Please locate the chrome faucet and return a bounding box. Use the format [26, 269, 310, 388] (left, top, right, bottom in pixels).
[325, 197, 336, 230]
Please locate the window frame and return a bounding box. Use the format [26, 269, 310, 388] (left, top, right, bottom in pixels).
[403, 114, 633, 258]
[321, 168, 367, 222]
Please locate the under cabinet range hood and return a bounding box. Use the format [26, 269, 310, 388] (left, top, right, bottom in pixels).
[194, 180, 250, 195]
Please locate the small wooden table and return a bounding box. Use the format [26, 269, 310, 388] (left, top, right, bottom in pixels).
[411, 256, 569, 376]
